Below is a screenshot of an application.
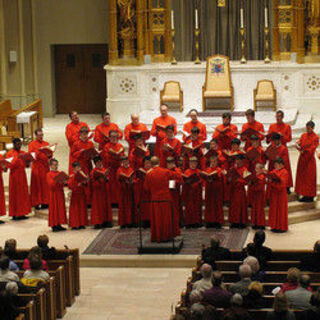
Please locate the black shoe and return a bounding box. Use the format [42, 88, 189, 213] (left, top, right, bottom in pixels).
[131, 223, 138, 228]
[271, 228, 286, 233]
[239, 223, 247, 229]
[41, 204, 49, 209]
[287, 188, 291, 195]
[57, 225, 66, 231]
[141, 221, 150, 229]
[111, 203, 119, 209]
[205, 222, 215, 228]
[252, 225, 259, 230]
[87, 204, 92, 209]
[0, 220, 4, 224]
[94, 224, 103, 229]
[230, 223, 239, 229]
[256, 225, 265, 230]
[79, 226, 86, 229]
[305, 197, 314, 202]
[120, 225, 126, 229]
[35, 205, 41, 210]
[102, 221, 113, 228]
[52, 226, 59, 232]
[213, 223, 222, 229]
[71, 227, 79, 230]
[19, 216, 29, 220]
[12, 216, 18, 221]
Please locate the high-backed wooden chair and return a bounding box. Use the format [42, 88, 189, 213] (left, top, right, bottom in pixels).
[254, 79, 277, 111]
[202, 55, 234, 111]
[160, 81, 183, 112]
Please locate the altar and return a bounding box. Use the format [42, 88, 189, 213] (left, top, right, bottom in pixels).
[105, 61, 320, 127]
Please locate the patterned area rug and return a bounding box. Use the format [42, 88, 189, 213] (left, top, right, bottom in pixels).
[83, 228, 249, 255]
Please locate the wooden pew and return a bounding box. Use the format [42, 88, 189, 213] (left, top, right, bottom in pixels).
[16, 314, 26, 320]
[18, 288, 46, 320]
[216, 260, 301, 271]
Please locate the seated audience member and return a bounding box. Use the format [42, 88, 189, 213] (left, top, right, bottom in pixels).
[300, 240, 320, 272]
[243, 256, 265, 282]
[300, 291, 320, 320]
[190, 303, 205, 320]
[229, 264, 252, 297]
[202, 271, 232, 308]
[4, 239, 19, 271]
[280, 268, 301, 294]
[0, 282, 20, 320]
[285, 274, 312, 310]
[189, 290, 205, 315]
[222, 293, 252, 320]
[192, 263, 213, 294]
[5, 281, 24, 308]
[243, 281, 264, 309]
[37, 235, 56, 260]
[242, 230, 272, 270]
[203, 305, 217, 320]
[22, 256, 50, 284]
[23, 246, 48, 271]
[266, 293, 296, 320]
[201, 235, 231, 269]
[0, 256, 19, 282]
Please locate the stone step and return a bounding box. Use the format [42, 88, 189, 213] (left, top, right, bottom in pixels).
[288, 208, 320, 225]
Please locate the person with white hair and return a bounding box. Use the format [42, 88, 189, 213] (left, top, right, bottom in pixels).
[192, 263, 213, 294]
[222, 293, 252, 320]
[229, 264, 252, 297]
[243, 256, 265, 282]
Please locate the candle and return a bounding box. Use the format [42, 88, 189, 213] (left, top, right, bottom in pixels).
[195, 9, 199, 29]
[240, 8, 244, 28]
[171, 10, 174, 29]
[265, 7, 268, 28]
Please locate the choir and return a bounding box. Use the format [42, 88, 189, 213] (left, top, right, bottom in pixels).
[0, 107, 318, 243]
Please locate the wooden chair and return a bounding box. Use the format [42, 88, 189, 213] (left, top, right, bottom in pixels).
[160, 81, 183, 112]
[254, 79, 277, 111]
[202, 55, 234, 111]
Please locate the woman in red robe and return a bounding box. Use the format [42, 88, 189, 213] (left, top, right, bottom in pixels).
[0, 154, 6, 224]
[295, 121, 319, 202]
[203, 155, 224, 228]
[28, 128, 51, 210]
[182, 157, 202, 228]
[228, 154, 248, 228]
[6, 138, 31, 220]
[268, 157, 289, 232]
[68, 162, 88, 229]
[46, 159, 67, 232]
[116, 156, 135, 228]
[90, 156, 112, 229]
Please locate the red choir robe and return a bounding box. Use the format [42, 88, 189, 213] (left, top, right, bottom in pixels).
[124, 122, 149, 152]
[68, 174, 88, 228]
[268, 167, 289, 231]
[203, 166, 224, 224]
[295, 132, 319, 197]
[71, 138, 95, 203]
[212, 124, 238, 150]
[46, 171, 67, 227]
[151, 115, 177, 156]
[183, 120, 207, 142]
[90, 167, 112, 225]
[241, 121, 265, 151]
[101, 142, 124, 204]
[182, 168, 202, 226]
[128, 147, 150, 171]
[0, 155, 6, 217]
[228, 165, 248, 225]
[28, 140, 50, 207]
[169, 167, 183, 233]
[6, 149, 31, 217]
[117, 166, 135, 226]
[250, 173, 266, 227]
[144, 166, 181, 242]
[183, 137, 206, 170]
[268, 122, 292, 146]
[159, 137, 182, 168]
[65, 121, 89, 173]
[94, 122, 123, 150]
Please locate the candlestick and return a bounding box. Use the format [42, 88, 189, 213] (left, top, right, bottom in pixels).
[240, 8, 244, 29]
[195, 9, 199, 29]
[264, 7, 268, 28]
[240, 27, 246, 64]
[171, 29, 177, 65]
[171, 10, 174, 29]
[264, 27, 271, 63]
[194, 28, 201, 64]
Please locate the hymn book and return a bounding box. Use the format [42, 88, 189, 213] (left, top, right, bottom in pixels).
[245, 148, 261, 161]
[82, 148, 99, 160]
[266, 172, 281, 182]
[200, 170, 219, 182]
[119, 171, 134, 183]
[182, 144, 201, 154]
[129, 130, 150, 140]
[18, 152, 35, 164]
[53, 171, 69, 184]
[39, 144, 57, 157]
[240, 128, 259, 140]
[182, 173, 200, 184]
[265, 145, 279, 161]
[93, 169, 109, 181]
[132, 146, 148, 158]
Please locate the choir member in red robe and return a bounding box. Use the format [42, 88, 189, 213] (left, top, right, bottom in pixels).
[90, 156, 113, 229]
[94, 112, 123, 150]
[46, 159, 67, 232]
[268, 157, 289, 232]
[101, 130, 125, 205]
[183, 109, 207, 142]
[206, 139, 226, 168]
[129, 134, 150, 171]
[250, 163, 266, 229]
[117, 156, 136, 228]
[65, 111, 90, 173]
[295, 121, 319, 202]
[28, 128, 51, 210]
[268, 110, 292, 146]
[228, 154, 248, 228]
[166, 156, 183, 233]
[135, 156, 152, 228]
[182, 157, 202, 228]
[143, 156, 181, 242]
[68, 162, 88, 229]
[203, 155, 224, 228]
[124, 114, 149, 152]
[183, 127, 206, 170]
[6, 138, 31, 220]
[241, 109, 265, 151]
[0, 154, 6, 224]
[159, 125, 182, 168]
[151, 105, 177, 157]
[212, 112, 238, 150]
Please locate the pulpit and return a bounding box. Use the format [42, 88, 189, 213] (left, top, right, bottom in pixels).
[202, 55, 234, 112]
[160, 81, 183, 112]
[254, 80, 277, 111]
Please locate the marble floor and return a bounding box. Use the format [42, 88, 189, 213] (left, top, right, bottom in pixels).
[0, 114, 320, 319]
